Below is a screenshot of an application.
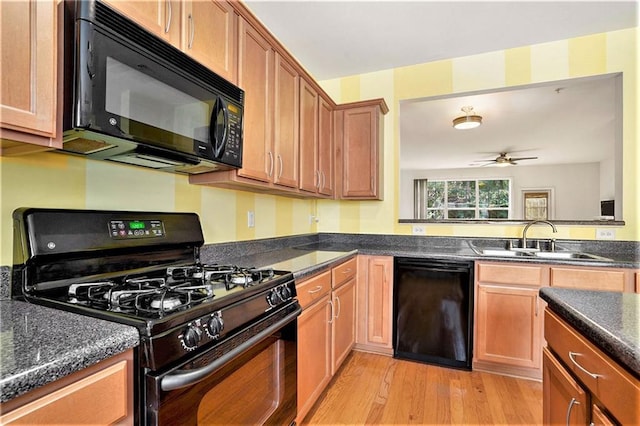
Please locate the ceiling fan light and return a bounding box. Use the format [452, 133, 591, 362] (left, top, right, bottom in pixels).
[453, 115, 482, 130]
[452, 106, 482, 130]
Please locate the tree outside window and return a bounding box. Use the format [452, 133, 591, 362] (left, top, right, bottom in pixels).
[414, 178, 511, 219]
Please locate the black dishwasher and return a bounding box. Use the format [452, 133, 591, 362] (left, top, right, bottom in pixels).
[393, 257, 474, 370]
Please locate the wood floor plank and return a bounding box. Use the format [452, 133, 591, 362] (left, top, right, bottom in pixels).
[302, 351, 543, 425]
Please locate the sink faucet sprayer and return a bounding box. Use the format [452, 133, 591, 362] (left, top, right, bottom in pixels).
[522, 220, 557, 250]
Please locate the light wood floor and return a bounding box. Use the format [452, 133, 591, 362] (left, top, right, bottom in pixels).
[302, 351, 543, 425]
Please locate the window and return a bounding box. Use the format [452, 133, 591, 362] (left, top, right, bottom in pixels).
[414, 178, 511, 219]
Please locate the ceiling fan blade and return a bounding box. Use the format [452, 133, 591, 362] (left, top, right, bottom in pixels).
[510, 156, 538, 161]
[472, 159, 497, 163]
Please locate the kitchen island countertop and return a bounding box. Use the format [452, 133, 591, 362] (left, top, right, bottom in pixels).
[539, 287, 640, 377]
[0, 300, 139, 403]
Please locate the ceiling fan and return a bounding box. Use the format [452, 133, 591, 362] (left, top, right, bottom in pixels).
[473, 152, 538, 166]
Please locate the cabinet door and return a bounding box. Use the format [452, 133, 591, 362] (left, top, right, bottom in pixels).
[299, 78, 319, 193]
[356, 256, 393, 353]
[297, 296, 332, 423]
[272, 53, 299, 188]
[543, 348, 588, 425]
[103, 0, 180, 47]
[341, 105, 382, 199]
[317, 96, 334, 196]
[183, 0, 237, 83]
[0, 0, 57, 140]
[331, 278, 356, 375]
[475, 284, 542, 369]
[237, 18, 272, 183]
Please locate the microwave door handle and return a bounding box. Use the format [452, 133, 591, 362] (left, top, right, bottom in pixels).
[210, 97, 228, 158]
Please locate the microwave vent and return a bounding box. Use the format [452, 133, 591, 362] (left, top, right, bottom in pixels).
[63, 138, 115, 154]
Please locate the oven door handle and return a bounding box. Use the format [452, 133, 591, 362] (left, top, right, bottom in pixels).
[160, 306, 301, 391]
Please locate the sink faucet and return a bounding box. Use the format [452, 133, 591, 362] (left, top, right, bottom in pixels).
[522, 220, 557, 250]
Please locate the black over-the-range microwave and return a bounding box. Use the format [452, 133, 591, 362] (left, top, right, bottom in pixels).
[61, 0, 244, 174]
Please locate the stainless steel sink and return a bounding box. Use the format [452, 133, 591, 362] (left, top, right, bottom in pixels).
[473, 245, 612, 261]
[478, 249, 524, 257]
[531, 251, 612, 261]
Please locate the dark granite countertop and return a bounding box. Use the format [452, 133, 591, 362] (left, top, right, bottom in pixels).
[539, 288, 639, 377]
[0, 300, 139, 403]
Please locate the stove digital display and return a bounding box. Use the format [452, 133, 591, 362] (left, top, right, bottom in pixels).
[109, 219, 165, 239]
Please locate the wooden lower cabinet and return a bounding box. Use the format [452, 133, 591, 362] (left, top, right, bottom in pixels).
[297, 292, 332, 423]
[544, 309, 640, 425]
[355, 255, 393, 354]
[549, 265, 635, 292]
[0, 349, 134, 425]
[543, 347, 589, 425]
[474, 262, 547, 380]
[331, 277, 356, 375]
[296, 257, 357, 423]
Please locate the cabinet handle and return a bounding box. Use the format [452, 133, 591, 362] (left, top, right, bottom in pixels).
[188, 14, 195, 49]
[328, 300, 334, 324]
[278, 154, 283, 179]
[568, 352, 601, 379]
[566, 397, 580, 426]
[335, 295, 341, 319]
[342, 269, 352, 274]
[315, 170, 321, 189]
[307, 285, 323, 294]
[321, 171, 326, 191]
[267, 152, 274, 177]
[165, 0, 172, 34]
[535, 297, 539, 317]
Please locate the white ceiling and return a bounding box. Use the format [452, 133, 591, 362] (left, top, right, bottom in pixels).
[399, 74, 619, 169]
[244, 1, 637, 81]
[244, 1, 635, 169]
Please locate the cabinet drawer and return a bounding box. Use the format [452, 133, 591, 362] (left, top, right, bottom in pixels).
[550, 267, 626, 292]
[477, 262, 545, 286]
[0, 360, 129, 425]
[332, 257, 357, 288]
[297, 271, 331, 309]
[545, 309, 640, 425]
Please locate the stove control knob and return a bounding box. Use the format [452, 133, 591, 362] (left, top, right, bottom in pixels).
[207, 314, 224, 338]
[267, 288, 282, 307]
[279, 285, 292, 300]
[181, 325, 202, 350]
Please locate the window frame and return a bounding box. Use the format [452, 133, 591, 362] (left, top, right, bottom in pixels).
[414, 177, 513, 220]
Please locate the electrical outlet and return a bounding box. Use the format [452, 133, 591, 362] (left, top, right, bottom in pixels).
[412, 225, 426, 235]
[247, 211, 255, 228]
[595, 228, 615, 240]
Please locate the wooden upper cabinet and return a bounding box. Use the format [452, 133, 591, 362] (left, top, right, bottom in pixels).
[299, 78, 334, 197]
[336, 99, 388, 200]
[102, 0, 181, 47]
[272, 53, 299, 188]
[183, 0, 237, 83]
[318, 96, 335, 196]
[236, 17, 273, 183]
[0, 0, 59, 152]
[299, 78, 320, 193]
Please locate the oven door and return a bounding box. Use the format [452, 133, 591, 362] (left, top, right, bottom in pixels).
[145, 304, 300, 426]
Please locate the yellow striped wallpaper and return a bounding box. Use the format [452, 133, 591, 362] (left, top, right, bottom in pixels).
[317, 27, 638, 243]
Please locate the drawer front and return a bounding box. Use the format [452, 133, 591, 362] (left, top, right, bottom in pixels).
[545, 309, 640, 424]
[477, 262, 545, 286]
[332, 257, 357, 288]
[0, 360, 129, 425]
[550, 267, 626, 292]
[297, 271, 332, 309]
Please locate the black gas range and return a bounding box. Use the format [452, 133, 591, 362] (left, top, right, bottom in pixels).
[12, 208, 300, 425]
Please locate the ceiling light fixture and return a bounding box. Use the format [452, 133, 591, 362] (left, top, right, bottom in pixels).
[453, 106, 482, 130]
